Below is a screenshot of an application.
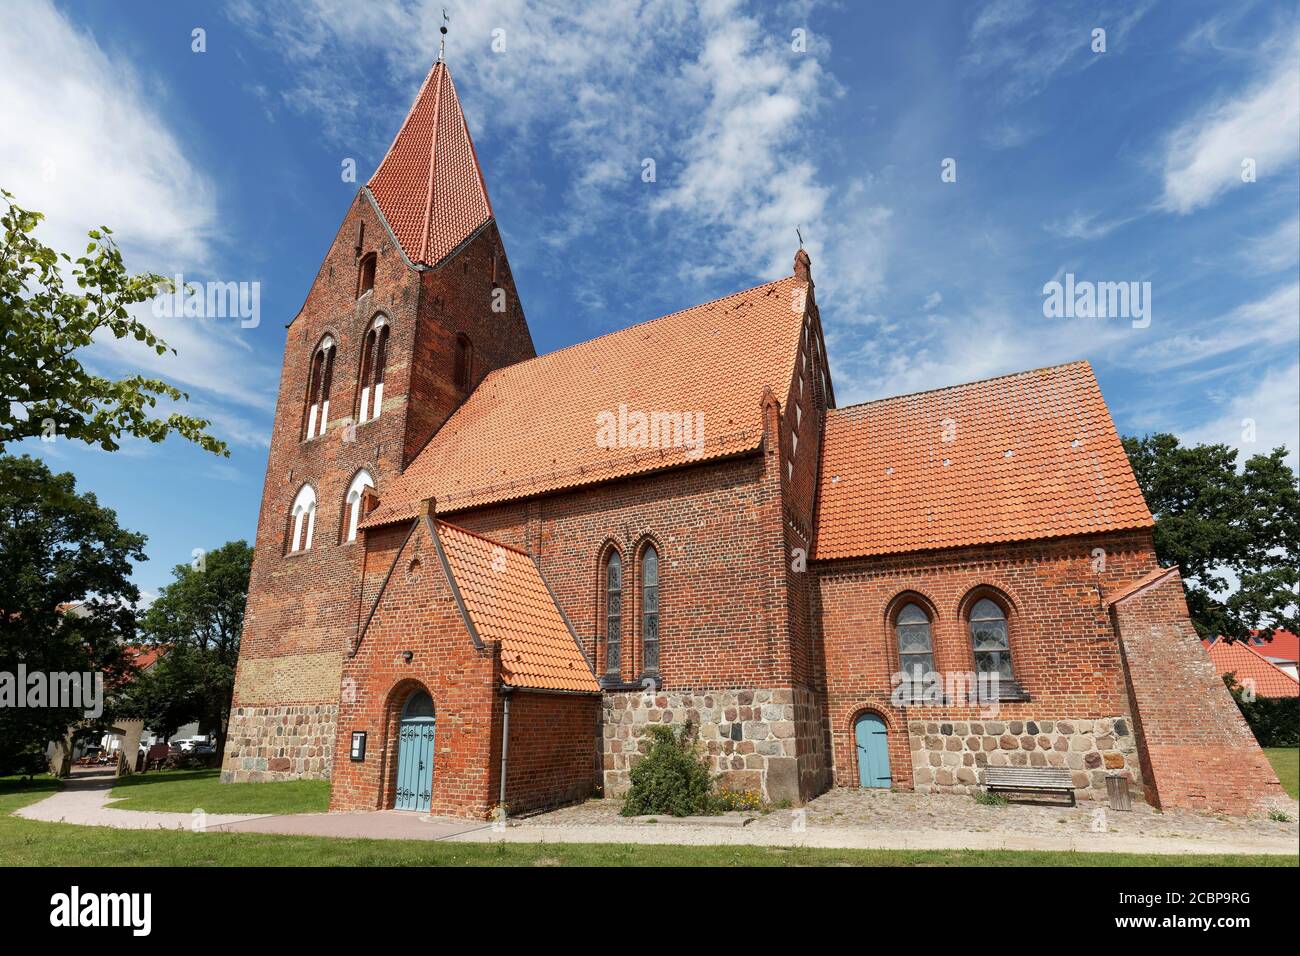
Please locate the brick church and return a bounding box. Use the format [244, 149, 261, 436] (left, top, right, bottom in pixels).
[224, 55, 1284, 818]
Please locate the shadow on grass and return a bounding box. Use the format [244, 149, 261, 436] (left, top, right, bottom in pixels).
[111, 769, 221, 791]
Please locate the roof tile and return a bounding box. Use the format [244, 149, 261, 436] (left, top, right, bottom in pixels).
[814, 361, 1153, 559]
[1203, 638, 1299, 698]
[367, 62, 492, 267]
[436, 521, 599, 693]
[364, 275, 805, 525]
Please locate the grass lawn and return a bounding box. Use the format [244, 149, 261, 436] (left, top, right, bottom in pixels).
[107, 769, 330, 814]
[0, 776, 1292, 867]
[1264, 748, 1299, 799]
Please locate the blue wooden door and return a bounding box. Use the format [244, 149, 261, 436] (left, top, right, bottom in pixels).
[855, 713, 891, 788]
[395, 692, 436, 812]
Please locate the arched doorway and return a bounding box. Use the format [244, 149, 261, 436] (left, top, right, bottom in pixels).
[854, 712, 891, 788]
[394, 691, 436, 812]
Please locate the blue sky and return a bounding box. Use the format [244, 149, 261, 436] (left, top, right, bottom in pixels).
[2, 0, 1297, 598]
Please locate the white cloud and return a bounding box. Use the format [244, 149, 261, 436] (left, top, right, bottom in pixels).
[1159, 35, 1300, 214]
[961, 0, 1153, 104]
[0, 0, 216, 264]
[921, 291, 942, 311]
[1182, 361, 1300, 471]
[828, 294, 1138, 407]
[224, 0, 888, 311]
[1125, 283, 1299, 372]
[1240, 215, 1300, 274]
[0, 1, 275, 448]
[1043, 210, 1135, 240]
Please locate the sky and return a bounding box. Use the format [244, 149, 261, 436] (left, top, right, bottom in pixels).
[2, 0, 1297, 599]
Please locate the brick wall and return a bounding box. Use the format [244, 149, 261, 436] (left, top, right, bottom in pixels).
[227, 189, 534, 784]
[499, 691, 600, 815]
[330, 517, 498, 816]
[1110, 569, 1285, 813]
[443, 451, 791, 691]
[813, 531, 1160, 797]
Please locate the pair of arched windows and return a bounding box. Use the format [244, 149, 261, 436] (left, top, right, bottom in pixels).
[287, 470, 375, 554]
[302, 319, 389, 440]
[303, 318, 473, 440]
[602, 544, 659, 679]
[894, 595, 1016, 691]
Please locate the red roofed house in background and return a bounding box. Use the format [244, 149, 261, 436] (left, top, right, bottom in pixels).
[224, 57, 1284, 817]
[1246, 629, 1299, 681]
[1203, 638, 1300, 699]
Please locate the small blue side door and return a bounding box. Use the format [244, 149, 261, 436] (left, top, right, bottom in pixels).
[855, 713, 891, 788]
[395, 692, 436, 812]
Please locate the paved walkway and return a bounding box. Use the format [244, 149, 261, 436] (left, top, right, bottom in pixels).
[14, 769, 267, 832]
[16, 772, 1299, 856]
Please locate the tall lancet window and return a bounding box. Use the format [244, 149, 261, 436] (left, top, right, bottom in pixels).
[358, 317, 389, 424]
[604, 550, 622, 678]
[641, 545, 660, 674]
[304, 336, 335, 440]
[343, 470, 375, 544]
[288, 484, 317, 553]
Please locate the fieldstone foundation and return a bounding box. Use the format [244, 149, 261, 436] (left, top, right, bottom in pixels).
[601, 688, 804, 804]
[908, 716, 1143, 802]
[221, 703, 338, 782]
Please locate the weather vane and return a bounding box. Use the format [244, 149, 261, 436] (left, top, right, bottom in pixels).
[438, 8, 449, 62]
[796, 226, 804, 249]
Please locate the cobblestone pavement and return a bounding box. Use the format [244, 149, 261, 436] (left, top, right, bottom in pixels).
[521, 786, 1300, 845]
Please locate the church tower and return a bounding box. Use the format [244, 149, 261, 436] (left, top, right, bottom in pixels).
[223, 59, 535, 782]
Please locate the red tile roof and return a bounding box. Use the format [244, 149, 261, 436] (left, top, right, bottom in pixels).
[368, 61, 493, 267]
[126, 646, 165, 671]
[1203, 638, 1299, 698]
[436, 521, 599, 693]
[363, 275, 806, 526]
[1249, 629, 1299, 664]
[814, 361, 1154, 559]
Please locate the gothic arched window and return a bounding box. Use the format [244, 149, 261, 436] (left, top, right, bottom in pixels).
[895, 602, 934, 699]
[358, 253, 376, 297]
[641, 545, 660, 674]
[304, 336, 335, 440]
[969, 597, 1013, 682]
[604, 550, 622, 679]
[357, 317, 389, 424]
[343, 470, 375, 543]
[454, 333, 473, 392]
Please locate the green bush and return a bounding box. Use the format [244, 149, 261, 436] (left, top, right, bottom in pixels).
[1229, 684, 1300, 747]
[621, 723, 715, 817]
[974, 791, 1009, 806]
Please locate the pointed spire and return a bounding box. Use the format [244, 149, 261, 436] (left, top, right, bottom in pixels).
[367, 60, 494, 267]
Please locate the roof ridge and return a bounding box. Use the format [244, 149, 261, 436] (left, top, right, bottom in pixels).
[435, 518, 533, 558]
[369, 61, 441, 188]
[474, 274, 796, 387]
[831, 360, 1093, 413]
[1105, 565, 1180, 607]
[416, 61, 446, 264]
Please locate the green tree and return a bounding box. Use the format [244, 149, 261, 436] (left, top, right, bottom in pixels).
[1123, 433, 1299, 641]
[133, 541, 252, 755]
[0, 189, 227, 455]
[0, 454, 143, 774]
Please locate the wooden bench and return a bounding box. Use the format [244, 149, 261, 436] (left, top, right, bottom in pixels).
[983, 767, 1076, 806]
